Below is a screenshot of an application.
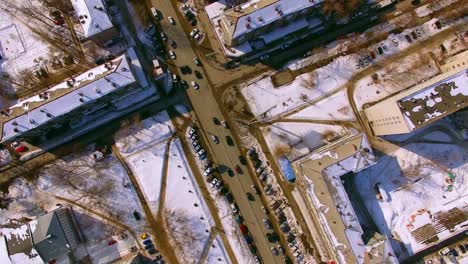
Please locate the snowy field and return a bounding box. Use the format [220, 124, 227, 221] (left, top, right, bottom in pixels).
[355, 130, 468, 260]
[0, 145, 147, 263]
[206, 236, 232, 264]
[241, 55, 359, 119]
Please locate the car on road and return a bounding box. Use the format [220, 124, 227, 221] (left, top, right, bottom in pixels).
[239, 155, 247, 165]
[169, 50, 176, 60]
[168, 16, 176, 25]
[230, 203, 238, 213]
[211, 135, 220, 144]
[212, 117, 220, 125]
[194, 70, 203, 79]
[226, 136, 234, 146]
[266, 232, 279, 243]
[191, 81, 199, 90]
[235, 165, 243, 174]
[251, 185, 259, 194]
[289, 242, 298, 251]
[189, 28, 199, 38]
[271, 246, 279, 256]
[227, 169, 234, 177]
[221, 120, 229, 128]
[277, 245, 285, 255]
[246, 192, 255, 201]
[263, 218, 272, 229]
[193, 58, 202, 66]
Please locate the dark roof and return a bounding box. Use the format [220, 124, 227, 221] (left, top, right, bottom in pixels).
[31, 212, 71, 262]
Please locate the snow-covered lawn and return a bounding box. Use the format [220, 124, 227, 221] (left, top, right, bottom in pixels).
[163, 139, 213, 263]
[206, 236, 232, 264]
[241, 55, 359, 119]
[355, 132, 468, 260]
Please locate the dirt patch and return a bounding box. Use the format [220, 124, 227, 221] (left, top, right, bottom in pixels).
[271, 69, 294, 88]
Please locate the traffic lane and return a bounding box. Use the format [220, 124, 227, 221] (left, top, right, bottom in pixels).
[151, 1, 279, 262]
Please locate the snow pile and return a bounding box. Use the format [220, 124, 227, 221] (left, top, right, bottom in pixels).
[355, 135, 468, 260]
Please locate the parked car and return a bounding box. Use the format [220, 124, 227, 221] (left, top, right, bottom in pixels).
[239, 155, 247, 165]
[259, 172, 268, 181]
[150, 7, 160, 20]
[235, 215, 243, 224]
[133, 210, 141, 221]
[277, 245, 285, 255]
[235, 165, 243, 174]
[189, 28, 199, 38]
[191, 81, 199, 90]
[256, 166, 264, 174]
[253, 255, 261, 263]
[160, 32, 167, 41]
[226, 136, 234, 146]
[225, 193, 234, 203]
[210, 178, 218, 188]
[261, 206, 268, 214]
[193, 58, 202, 66]
[239, 224, 248, 234]
[212, 117, 220, 125]
[391, 38, 399, 46]
[169, 50, 176, 59]
[260, 54, 270, 61]
[170, 40, 177, 48]
[168, 16, 176, 25]
[230, 203, 238, 213]
[251, 185, 259, 194]
[221, 120, 229, 128]
[405, 34, 412, 43]
[246, 192, 255, 201]
[194, 70, 203, 79]
[204, 167, 213, 176]
[197, 149, 206, 157]
[227, 169, 235, 177]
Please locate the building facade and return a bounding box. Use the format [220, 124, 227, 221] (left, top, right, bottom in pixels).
[364, 51, 468, 136]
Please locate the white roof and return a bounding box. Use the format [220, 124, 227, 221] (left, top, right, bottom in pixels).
[230, 0, 321, 40]
[71, 0, 114, 38]
[1, 54, 136, 142]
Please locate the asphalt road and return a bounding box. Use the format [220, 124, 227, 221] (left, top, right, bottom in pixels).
[150, 0, 282, 263]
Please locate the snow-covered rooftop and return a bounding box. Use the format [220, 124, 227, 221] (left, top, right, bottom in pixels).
[70, 0, 114, 38]
[221, 0, 321, 44]
[398, 69, 468, 129]
[0, 53, 137, 142]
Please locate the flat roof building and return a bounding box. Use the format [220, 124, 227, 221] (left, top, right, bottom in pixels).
[364, 51, 468, 136]
[213, 0, 322, 51]
[293, 133, 397, 264]
[71, 0, 119, 45]
[0, 48, 149, 145]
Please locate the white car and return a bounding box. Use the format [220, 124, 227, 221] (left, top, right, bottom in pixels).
[211, 135, 219, 144]
[210, 178, 218, 188]
[230, 203, 238, 213]
[172, 73, 178, 83]
[169, 50, 176, 60]
[193, 32, 201, 41]
[197, 149, 205, 156]
[204, 167, 213, 176]
[189, 28, 199, 38]
[168, 16, 176, 25]
[191, 81, 199, 90]
[150, 7, 159, 20]
[160, 32, 167, 41]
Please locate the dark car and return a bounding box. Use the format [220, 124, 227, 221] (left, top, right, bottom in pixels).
[225, 193, 234, 203]
[459, 245, 467, 254]
[246, 192, 255, 201]
[180, 65, 192, 75]
[235, 215, 243, 224]
[227, 169, 235, 177]
[411, 31, 418, 40]
[194, 70, 203, 79]
[148, 248, 159, 255]
[244, 235, 253, 244]
[133, 210, 141, 221]
[239, 155, 247, 165]
[249, 244, 257, 254]
[213, 117, 220, 125]
[226, 136, 234, 146]
[145, 244, 154, 250]
[143, 239, 153, 245]
[181, 80, 188, 88]
[240, 224, 248, 234]
[235, 165, 243, 174]
[405, 35, 412, 43]
[170, 40, 177, 48]
[377, 46, 383, 55]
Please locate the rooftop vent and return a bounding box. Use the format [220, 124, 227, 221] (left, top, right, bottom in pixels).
[94, 6, 104, 11]
[12, 121, 18, 126]
[79, 97, 85, 103]
[29, 118, 35, 124]
[246, 23, 251, 29]
[46, 113, 52, 118]
[78, 92, 84, 96]
[95, 88, 101, 94]
[258, 16, 264, 22]
[121, 67, 127, 72]
[22, 103, 29, 110]
[13, 128, 19, 133]
[246, 16, 251, 22]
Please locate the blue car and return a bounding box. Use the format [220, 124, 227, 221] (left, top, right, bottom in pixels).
[143, 239, 153, 245]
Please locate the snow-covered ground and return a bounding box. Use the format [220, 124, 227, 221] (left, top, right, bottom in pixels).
[0, 145, 146, 263]
[355, 130, 468, 260]
[241, 55, 359, 119]
[206, 235, 232, 264]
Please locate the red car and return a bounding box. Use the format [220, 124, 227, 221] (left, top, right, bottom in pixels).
[108, 240, 117, 246]
[15, 145, 27, 153]
[239, 224, 248, 234]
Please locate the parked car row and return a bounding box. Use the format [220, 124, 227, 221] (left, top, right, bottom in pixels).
[140, 233, 165, 263]
[187, 127, 207, 160]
